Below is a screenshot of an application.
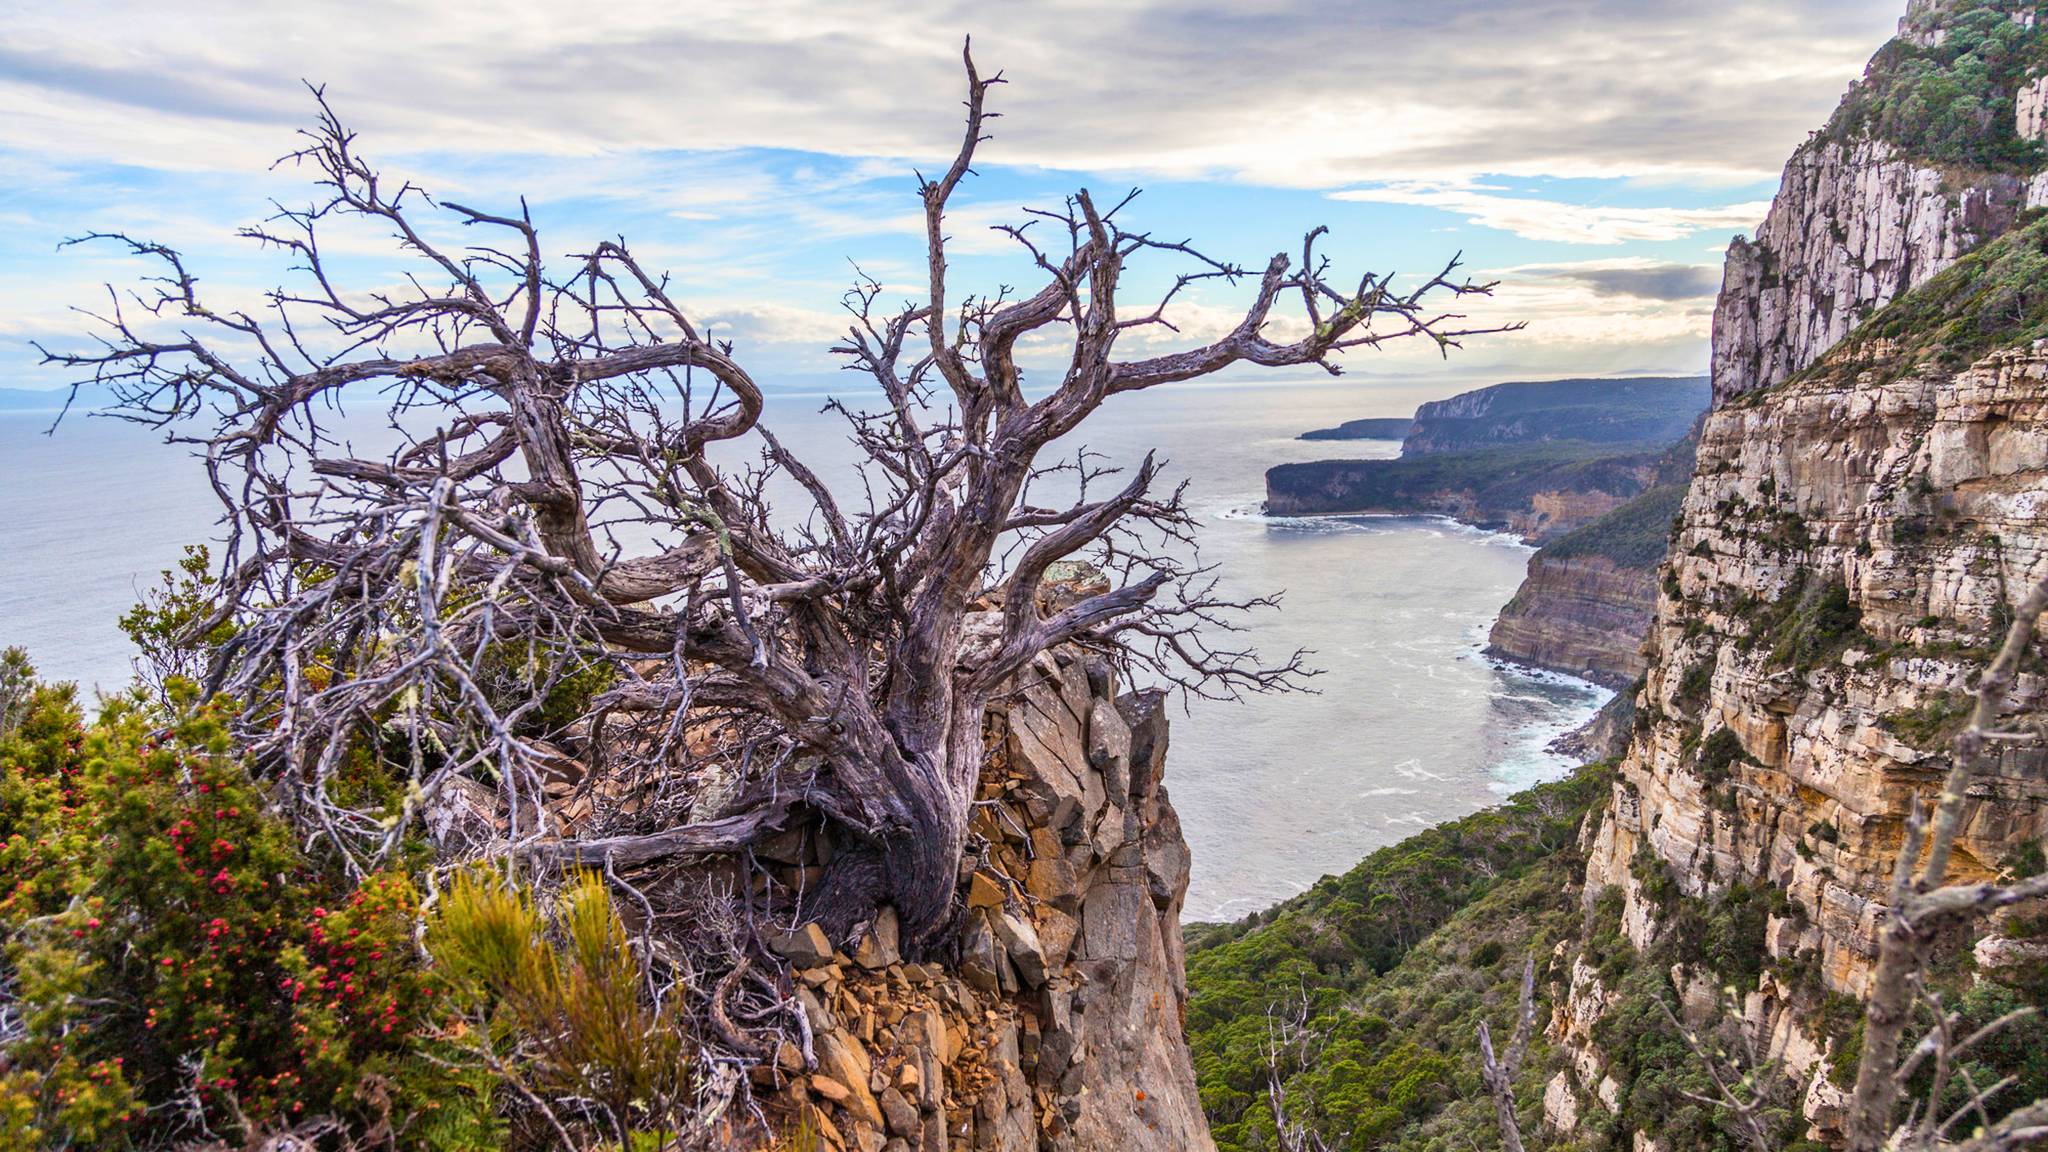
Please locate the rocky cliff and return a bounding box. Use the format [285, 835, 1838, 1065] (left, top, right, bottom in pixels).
[1267, 377, 1705, 542]
[1710, 0, 2043, 407]
[1547, 4, 2048, 1143]
[1485, 479, 1690, 690]
[1299, 417, 1413, 442]
[1555, 337, 2048, 1145]
[1485, 553, 1653, 691]
[1265, 446, 1667, 540]
[760, 649, 1214, 1152]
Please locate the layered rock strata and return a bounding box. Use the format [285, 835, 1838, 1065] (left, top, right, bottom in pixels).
[1710, 139, 2025, 407]
[1553, 343, 2048, 1140]
[758, 650, 1213, 1152]
[1486, 552, 1653, 690]
[1548, 6, 2048, 1142]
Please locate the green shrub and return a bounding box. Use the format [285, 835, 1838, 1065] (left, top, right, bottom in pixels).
[1186, 763, 1613, 1150]
[1881, 692, 1972, 750]
[431, 869, 691, 1142]
[1694, 727, 1748, 787]
[1757, 578, 1868, 673]
[1542, 484, 1691, 569]
[1829, 1, 2048, 171]
[0, 671, 489, 1148]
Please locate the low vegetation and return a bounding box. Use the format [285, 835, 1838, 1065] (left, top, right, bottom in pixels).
[0, 655, 702, 1150]
[1539, 484, 1689, 570]
[1841, 211, 2048, 377]
[0, 670, 478, 1147]
[1828, 0, 2048, 171]
[1185, 763, 1611, 1150]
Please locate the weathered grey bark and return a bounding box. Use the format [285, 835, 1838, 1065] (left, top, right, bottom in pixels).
[1477, 954, 1536, 1152]
[44, 50, 1512, 953]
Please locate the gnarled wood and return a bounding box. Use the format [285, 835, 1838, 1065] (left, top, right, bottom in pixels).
[45, 51, 1511, 952]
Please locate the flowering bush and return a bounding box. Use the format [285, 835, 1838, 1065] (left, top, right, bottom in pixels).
[0, 670, 491, 1148]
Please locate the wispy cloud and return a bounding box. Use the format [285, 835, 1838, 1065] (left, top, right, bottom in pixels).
[0, 1, 1897, 186]
[1498, 258, 1726, 301]
[1331, 184, 1769, 245]
[0, 0, 1908, 393]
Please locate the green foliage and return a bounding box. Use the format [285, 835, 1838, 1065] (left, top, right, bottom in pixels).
[1693, 727, 1749, 788]
[1186, 763, 1612, 1150]
[1578, 876, 1802, 1151]
[1846, 212, 2048, 376]
[1880, 691, 1973, 750]
[1749, 576, 1869, 673]
[1540, 484, 1691, 570]
[1676, 657, 1715, 714]
[474, 637, 619, 740]
[0, 666, 490, 1148]
[118, 545, 236, 694]
[1913, 982, 2048, 1116]
[1828, 1, 2048, 171]
[431, 869, 690, 1141]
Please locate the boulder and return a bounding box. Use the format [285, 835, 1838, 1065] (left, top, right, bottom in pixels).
[769, 922, 835, 969]
[853, 906, 900, 970]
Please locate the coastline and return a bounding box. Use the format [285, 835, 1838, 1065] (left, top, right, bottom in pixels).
[1182, 501, 1611, 923]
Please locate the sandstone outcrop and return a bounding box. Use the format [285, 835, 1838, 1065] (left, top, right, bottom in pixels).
[1486, 474, 1690, 689]
[1486, 552, 1654, 690]
[1592, 343, 2048, 976]
[759, 649, 1213, 1152]
[1554, 342, 2048, 1139]
[1547, 5, 2048, 1140]
[1710, 137, 2024, 408]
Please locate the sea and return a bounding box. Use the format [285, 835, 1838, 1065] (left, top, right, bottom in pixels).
[0, 376, 1607, 922]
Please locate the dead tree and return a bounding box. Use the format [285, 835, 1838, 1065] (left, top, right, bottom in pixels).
[1842, 573, 2048, 1151]
[1263, 989, 1337, 1152]
[1476, 953, 1536, 1152]
[41, 45, 1512, 951]
[1651, 993, 1791, 1152]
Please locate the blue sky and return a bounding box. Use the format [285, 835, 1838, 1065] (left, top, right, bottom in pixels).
[0, 0, 1908, 397]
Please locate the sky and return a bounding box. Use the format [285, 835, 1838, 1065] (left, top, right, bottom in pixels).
[0, 0, 1909, 401]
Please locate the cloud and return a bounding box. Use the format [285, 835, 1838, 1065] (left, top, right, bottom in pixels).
[1330, 184, 1769, 245]
[0, 1, 1909, 394]
[0, 1, 1900, 187]
[1502, 258, 1725, 301]
[695, 300, 852, 348]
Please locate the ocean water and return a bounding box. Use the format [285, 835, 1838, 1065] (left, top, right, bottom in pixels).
[0, 378, 1606, 921]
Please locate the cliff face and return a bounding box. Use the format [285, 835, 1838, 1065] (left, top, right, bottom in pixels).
[1709, 0, 2046, 408]
[1266, 377, 1705, 541]
[766, 649, 1213, 1152]
[1548, 5, 2048, 1142]
[1486, 481, 1691, 689]
[1711, 137, 2026, 407]
[1299, 417, 1413, 442]
[1557, 343, 2048, 1139]
[1485, 553, 1651, 690]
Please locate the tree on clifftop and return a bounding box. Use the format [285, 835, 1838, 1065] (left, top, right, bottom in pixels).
[42, 45, 1510, 952]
